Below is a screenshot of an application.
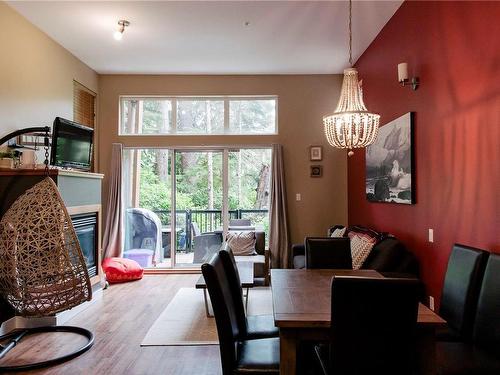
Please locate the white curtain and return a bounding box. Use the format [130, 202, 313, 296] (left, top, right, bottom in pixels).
[269, 144, 290, 268]
[102, 143, 123, 259]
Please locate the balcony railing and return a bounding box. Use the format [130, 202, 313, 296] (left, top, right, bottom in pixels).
[153, 208, 269, 252]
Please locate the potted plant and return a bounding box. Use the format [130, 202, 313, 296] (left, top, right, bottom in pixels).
[0, 150, 15, 168]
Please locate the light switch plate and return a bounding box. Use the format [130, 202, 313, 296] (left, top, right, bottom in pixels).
[428, 229, 434, 243]
[296, 193, 301, 201]
[429, 296, 435, 311]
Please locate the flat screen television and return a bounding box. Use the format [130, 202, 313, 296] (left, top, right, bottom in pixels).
[50, 117, 93, 171]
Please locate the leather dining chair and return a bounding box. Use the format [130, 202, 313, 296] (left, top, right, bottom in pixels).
[201, 254, 279, 375]
[437, 253, 500, 374]
[219, 249, 279, 340]
[305, 237, 352, 269]
[438, 244, 489, 341]
[314, 276, 421, 375]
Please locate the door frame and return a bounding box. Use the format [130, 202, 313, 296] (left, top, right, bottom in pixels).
[123, 145, 273, 271]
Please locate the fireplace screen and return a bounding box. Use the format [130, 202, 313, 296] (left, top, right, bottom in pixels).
[72, 213, 98, 278]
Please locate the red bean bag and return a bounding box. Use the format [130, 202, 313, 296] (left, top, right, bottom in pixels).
[102, 257, 144, 284]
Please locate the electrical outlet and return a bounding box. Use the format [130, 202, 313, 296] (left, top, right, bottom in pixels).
[429, 296, 435, 311]
[296, 193, 301, 201]
[428, 229, 434, 243]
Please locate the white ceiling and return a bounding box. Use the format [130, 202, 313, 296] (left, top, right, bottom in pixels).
[7, 1, 402, 75]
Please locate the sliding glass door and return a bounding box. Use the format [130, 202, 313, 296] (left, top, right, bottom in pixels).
[122, 148, 173, 268]
[228, 148, 272, 243]
[122, 146, 271, 269]
[173, 150, 223, 266]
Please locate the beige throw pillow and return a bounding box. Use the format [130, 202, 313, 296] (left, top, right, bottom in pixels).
[226, 231, 256, 256]
[331, 227, 347, 238]
[350, 234, 375, 270]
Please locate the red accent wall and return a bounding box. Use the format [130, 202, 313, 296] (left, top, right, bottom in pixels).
[349, 1, 500, 306]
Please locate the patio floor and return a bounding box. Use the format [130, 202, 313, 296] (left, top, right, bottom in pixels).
[154, 252, 195, 268]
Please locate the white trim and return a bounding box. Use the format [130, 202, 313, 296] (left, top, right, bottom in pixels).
[171, 98, 177, 134]
[123, 145, 273, 151]
[170, 149, 176, 268]
[117, 132, 279, 137]
[223, 99, 229, 134]
[222, 149, 229, 238]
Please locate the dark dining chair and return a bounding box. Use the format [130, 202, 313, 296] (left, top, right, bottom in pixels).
[438, 244, 489, 341]
[314, 276, 421, 375]
[219, 248, 278, 340]
[201, 254, 279, 375]
[437, 253, 500, 374]
[305, 237, 352, 269]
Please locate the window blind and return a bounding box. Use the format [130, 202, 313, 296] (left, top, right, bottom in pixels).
[73, 81, 95, 128]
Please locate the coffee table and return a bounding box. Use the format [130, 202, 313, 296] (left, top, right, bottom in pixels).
[196, 261, 254, 317]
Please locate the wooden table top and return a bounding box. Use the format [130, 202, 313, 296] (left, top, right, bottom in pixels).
[196, 261, 254, 289]
[271, 269, 446, 328]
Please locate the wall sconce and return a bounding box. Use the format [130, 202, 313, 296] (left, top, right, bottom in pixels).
[398, 62, 419, 90]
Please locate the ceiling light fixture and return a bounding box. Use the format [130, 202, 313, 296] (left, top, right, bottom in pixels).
[323, 0, 380, 157]
[113, 20, 130, 41]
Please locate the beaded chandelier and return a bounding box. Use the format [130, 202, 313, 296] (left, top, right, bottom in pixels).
[323, 0, 380, 156]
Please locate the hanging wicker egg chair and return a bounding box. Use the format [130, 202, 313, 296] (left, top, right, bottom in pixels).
[0, 177, 94, 371]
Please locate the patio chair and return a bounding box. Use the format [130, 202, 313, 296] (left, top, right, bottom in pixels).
[229, 218, 252, 227]
[192, 232, 223, 264]
[124, 208, 163, 267]
[191, 221, 202, 237]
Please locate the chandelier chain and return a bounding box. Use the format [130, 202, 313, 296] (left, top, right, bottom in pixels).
[349, 0, 353, 67]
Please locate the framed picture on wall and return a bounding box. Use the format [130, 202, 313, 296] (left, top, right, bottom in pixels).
[365, 112, 415, 204]
[310, 146, 323, 161]
[310, 165, 323, 178]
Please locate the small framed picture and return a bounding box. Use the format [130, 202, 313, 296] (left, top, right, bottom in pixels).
[310, 165, 323, 178]
[310, 146, 323, 161]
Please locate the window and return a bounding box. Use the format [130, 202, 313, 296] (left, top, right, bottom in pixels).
[176, 99, 224, 134]
[119, 96, 277, 135]
[229, 99, 276, 134]
[121, 99, 172, 135]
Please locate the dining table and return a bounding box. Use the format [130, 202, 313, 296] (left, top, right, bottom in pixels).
[271, 269, 447, 375]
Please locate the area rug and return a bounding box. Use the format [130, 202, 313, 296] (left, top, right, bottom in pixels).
[141, 287, 273, 346]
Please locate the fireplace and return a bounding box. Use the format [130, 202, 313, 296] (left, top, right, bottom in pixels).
[72, 213, 98, 278]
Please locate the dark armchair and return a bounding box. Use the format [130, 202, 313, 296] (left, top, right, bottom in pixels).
[225, 231, 270, 286]
[293, 225, 419, 276]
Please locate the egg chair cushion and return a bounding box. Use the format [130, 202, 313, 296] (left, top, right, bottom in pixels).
[102, 257, 144, 284]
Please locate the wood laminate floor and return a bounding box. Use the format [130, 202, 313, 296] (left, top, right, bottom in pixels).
[0, 275, 222, 375]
